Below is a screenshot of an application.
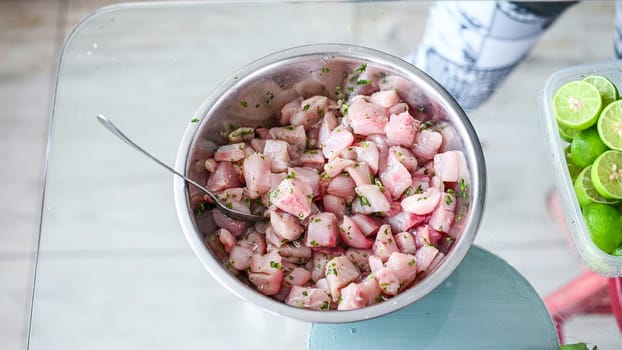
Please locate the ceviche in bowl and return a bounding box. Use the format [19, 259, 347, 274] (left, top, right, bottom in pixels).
[174, 44, 486, 323]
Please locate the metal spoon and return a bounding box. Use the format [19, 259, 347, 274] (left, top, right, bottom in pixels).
[96, 114, 267, 222]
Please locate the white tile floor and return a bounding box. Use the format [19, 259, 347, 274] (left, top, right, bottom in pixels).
[1, 1, 621, 349]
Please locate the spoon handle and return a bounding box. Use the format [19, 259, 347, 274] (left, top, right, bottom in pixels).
[96, 114, 222, 205]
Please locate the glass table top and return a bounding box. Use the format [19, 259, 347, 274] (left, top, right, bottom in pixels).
[29, 1, 621, 348]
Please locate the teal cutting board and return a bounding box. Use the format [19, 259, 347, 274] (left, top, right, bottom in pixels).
[308, 246, 559, 349]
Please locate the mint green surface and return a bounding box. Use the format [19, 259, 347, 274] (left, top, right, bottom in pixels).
[308, 246, 558, 349]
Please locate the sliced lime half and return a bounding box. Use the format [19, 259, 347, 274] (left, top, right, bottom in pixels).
[574, 165, 620, 207]
[554, 81, 602, 130]
[591, 150, 622, 200]
[597, 99, 622, 151]
[583, 75, 619, 107]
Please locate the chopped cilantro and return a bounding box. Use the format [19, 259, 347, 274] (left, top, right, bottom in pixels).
[269, 261, 283, 270]
[356, 79, 370, 85]
[321, 67, 330, 73]
[408, 259, 416, 267]
[340, 102, 349, 115]
[190, 117, 199, 123]
[418, 106, 425, 113]
[445, 194, 453, 206]
[420, 120, 434, 130]
[459, 177, 469, 198]
[356, 63, 367, 73]
[302, 290, 308, 297]
[375, 295, 384, 303]
[272, 189, 280, 198]
[321, 301, 330, 310]
[240, 100, 248, 108]
[285, 171, 296, 179]
[309, 240, 319, 246]
[359, 196, 371, 207]
[321, 172, 330, 180]
[303, 104, 310, 111]
[414, 184, 424, 194]
[374, 177, 384, 192]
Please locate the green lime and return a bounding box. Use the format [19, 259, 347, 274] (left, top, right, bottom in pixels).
[583, 75, 619, 107]
[591, 150, 622, 200]
[565, 145, 582, 182]
[559, 122, 580, 142]
[570, 126, 609, 168]
[574, 166, 620, 207]
[597, 99, 622, 151]
[553, 81, 602, 130]
[612, 246, 622, 256]
[583, 203, 622, 254]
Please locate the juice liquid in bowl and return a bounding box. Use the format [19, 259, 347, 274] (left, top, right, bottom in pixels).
[174, 44, 487, 322]
[541, 60, 622, 277]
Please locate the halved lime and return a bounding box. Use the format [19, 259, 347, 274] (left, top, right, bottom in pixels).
[571, 126, 609, 168]
[583, 75, 619, 107]
[583, 203, 622, 254]
[574, 166, 620, 207]
[553, 81, 602, 130]
[559, 122, 580, 142]
[597, 99, 622, 151]
[591, 150, 622, 200]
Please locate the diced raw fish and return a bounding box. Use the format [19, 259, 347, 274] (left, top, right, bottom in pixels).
[415, 245, 439, 273]
[318, 111, 339, 147]
[305, 212, 339, 248]
[385, 210, 426, 233]
[389, 146, 418, 173]
[434, 151, 461, 183]
[283, 266, 312, 287]
[366, 134, 389, 170]
[322, 194, 346, 218]
[227, 127, 255, 143]
[289, 167, 320, 197]
[214, 143, 246, 162]
[322, 127, 354, 160]
[248, 250, 285, 296]
[263, 139, 290, 172]
[338, 277, 381, 310]
[410, 175, 431, 194]
[375, 267, 400, 296]
[346, 162, 373, 187]
[311, 250, 342, 282]
[401, 186, 441, 215]
[353, 185, 391, 214]
[278, 243, 312, 264]
[370, 89, 400, 108]
[339, 215, 373, 249]
[378, 74, 410, 92]
[345, 248, 373, 273]
[270, 210, 304, 241]
[368, 255, 384, 273]
[204, 158, 217, 173]
[268, 172, 286, 192]
[394, 232, 417, 254]
[324, 157, 355, 178]
[385, 252, 417, 290]
[212, 209, 247, 237]
[290, 95, 329, 129]
[354, 141, 379, 174]
[255, 128, 272, 140]
[372, 224, 399, 262]
[385, 112, 419, 147]
[413, 129, 442, 160]
[280, 97, 303, 125]
[437, 121, 462, 152]
[327, 175, 356, 203]
[380, 154, 412, 200]
[229, 245, 253, 270]
[286, 286, 332, 310]
[269, 125, 307, 150]
[299, 150, 325, 170]
[207, 161, 240, 192]
[239, 231, 267, 254]
[348, 98, 388, 135]
[271, 178, 313, 219]
[242, 153, 272, 199]
[387, 102, 409, 115]
[350, 214, 380, 237]
[429, 192, 456, 233]
[325, 256, 361, 301]
[217, 228, 237, 253]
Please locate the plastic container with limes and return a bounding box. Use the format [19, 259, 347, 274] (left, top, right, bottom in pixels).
[541, 60, 622, 277]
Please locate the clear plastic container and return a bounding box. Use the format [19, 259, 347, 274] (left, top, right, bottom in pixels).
[541, 60, 622, 277]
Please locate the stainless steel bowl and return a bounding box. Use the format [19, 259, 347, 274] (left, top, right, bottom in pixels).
[174, 44, 486, 323]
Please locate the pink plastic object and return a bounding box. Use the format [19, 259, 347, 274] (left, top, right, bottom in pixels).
[545, 192, 622, 342]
